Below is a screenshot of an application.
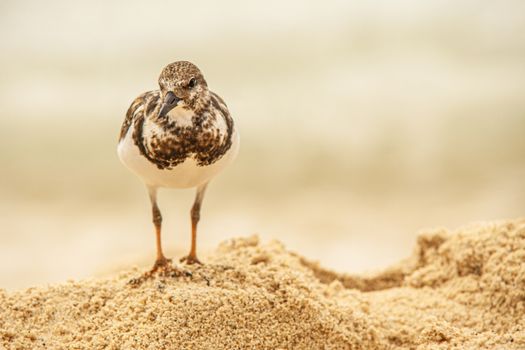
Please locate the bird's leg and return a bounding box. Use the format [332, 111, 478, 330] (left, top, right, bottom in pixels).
[148, 187, 171, 270]
[129, 187, 190, 286]
[181, 183, 208, 265]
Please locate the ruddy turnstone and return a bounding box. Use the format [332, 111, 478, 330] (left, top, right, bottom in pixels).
[117, 61, 239, 278]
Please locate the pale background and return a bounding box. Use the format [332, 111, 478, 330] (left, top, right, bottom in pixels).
[1, 0, 524, 290]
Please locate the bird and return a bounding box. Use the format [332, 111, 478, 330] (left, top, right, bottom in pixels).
[117, 61, 239, 278]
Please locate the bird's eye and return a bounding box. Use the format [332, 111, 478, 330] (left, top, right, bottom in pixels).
[188, 78, 197, 88]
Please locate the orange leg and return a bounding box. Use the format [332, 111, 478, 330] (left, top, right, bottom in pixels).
[149, 187, 170, 267]
[129, 187, 189, 286]
[181, 183, 208, 265]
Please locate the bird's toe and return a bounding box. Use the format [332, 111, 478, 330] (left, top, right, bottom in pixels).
[180, 255, 203, 265]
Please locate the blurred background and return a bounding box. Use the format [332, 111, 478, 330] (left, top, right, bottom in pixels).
[1, 0, 524, 290]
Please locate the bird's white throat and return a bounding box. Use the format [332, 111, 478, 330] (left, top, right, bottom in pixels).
[166, 105, 194, 127]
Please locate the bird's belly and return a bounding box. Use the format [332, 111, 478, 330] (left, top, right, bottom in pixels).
[117, 125, 239, 189]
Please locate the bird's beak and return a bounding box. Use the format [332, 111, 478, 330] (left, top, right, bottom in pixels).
[158, 91, 181, 118]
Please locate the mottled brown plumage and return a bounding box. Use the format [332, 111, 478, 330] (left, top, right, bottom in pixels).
[120, 62, 234, 170]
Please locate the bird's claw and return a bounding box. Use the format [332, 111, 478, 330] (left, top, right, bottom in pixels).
[180, 255, 202, 265]
[128, 257, 191, 286]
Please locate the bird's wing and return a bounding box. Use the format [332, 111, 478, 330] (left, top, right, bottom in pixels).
[119, 90, 160, 142]
[209, 91, 230, 118]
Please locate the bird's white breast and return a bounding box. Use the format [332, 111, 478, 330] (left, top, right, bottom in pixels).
[117, 121, 239, 189]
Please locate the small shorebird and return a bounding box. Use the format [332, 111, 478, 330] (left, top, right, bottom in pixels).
[117, 61, 239, 277]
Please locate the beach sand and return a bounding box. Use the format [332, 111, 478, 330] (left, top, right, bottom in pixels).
[1, 219, 524, 349]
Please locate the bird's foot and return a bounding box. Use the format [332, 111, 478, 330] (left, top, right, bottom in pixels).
[180, 254, 202, 265]
[128, 257, 192, 286]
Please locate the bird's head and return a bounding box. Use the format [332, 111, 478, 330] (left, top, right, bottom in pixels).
[157, 61, 209, 117]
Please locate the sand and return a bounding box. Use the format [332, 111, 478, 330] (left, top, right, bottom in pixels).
[1, 219, 524, 349]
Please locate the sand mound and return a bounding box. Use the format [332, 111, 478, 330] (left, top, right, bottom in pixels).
[1, 219, 524, 349]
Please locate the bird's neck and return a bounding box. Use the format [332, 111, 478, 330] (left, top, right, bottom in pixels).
[185, 91, 212, 116]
